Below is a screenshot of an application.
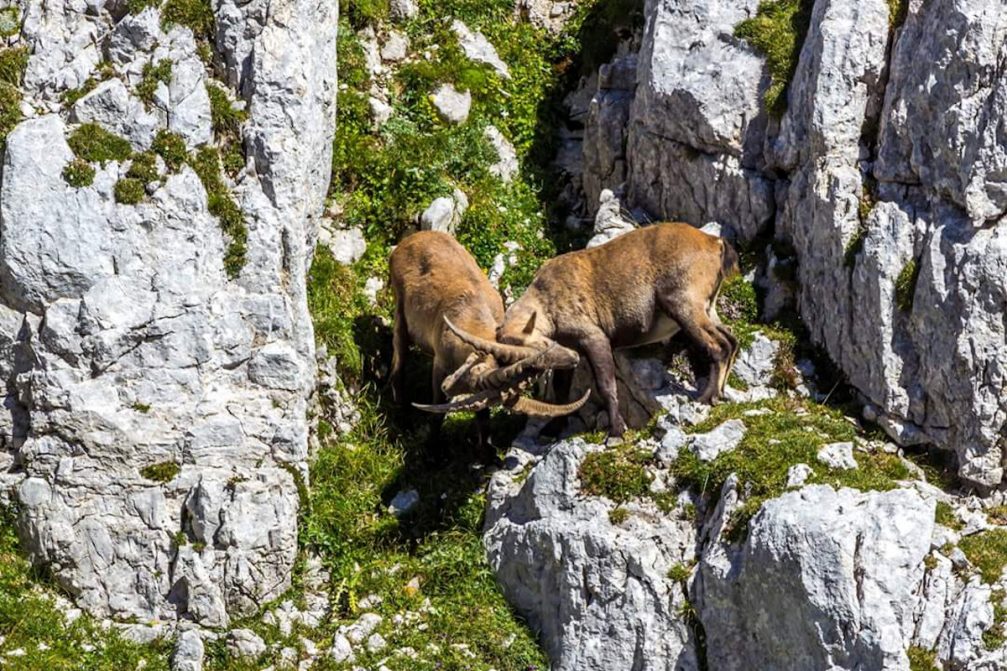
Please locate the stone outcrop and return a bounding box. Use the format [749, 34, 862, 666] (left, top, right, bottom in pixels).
[0, 0, 336, 629]
[577, 0, 1007, 487]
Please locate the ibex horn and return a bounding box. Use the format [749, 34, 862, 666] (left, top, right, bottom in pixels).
[443, 317, 538, 364]
[504, 389, 592, 418]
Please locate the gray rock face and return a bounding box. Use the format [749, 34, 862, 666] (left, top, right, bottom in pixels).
[431, 83, 472, 124]
[485, 438, 699, 671]
[1, 0, 336, 629]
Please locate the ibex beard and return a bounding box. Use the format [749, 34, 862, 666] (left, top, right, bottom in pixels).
[443, 223, 741, 438]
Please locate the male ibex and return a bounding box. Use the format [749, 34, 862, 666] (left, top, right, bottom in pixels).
[388, 231, 589, 459]
[433, 223, 740, 437]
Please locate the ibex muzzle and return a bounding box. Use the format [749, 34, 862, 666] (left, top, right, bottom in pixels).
[388, 231, 589, 457]
[445, 223, 741, 437]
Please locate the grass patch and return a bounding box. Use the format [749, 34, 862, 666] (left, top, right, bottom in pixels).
[719, 275, 760, 348]
[62, 159, 95, 188]
[132, 402, 151, 413]
[152, 130, 187, 172]
[988, 506, 1007, 525]
[140, 462, 180, 483]
[188, 146, 246, 278]
[668, 562, 694, 584]
[0, 7, 19, 37]
[985, 589, 1007, 650]
[960, 529, 1007, 584]
[136, 59, 172, 105]
[935, 501, 963, 531]
[895, 259, 919, 312]
[68, 123, 133, 165]
[114, 178, 145, 205]
[907, 646, 937, 671]
[127, 151, 159, 184]
[161, 0, 213, 42]
[734, 0, 814, 116]
[608, 507, 629, 525]
[579, 444, 654, 505]
[671, 396, 910, 539]
[0, 47, 28, 148]
[206, 84, 247, 176]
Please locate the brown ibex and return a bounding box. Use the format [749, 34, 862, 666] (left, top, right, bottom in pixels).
[388, 231, 589, 459]
[434, 223, 740, 437]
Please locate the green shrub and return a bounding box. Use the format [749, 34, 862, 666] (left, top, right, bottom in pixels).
[188, 146, 246, 278]
[206, 84, 247, 176]
[114, 177, 146, 204]
[152, 129, 187, 171]
[127, 151, 159, 183]
[579, 446, 654, 504]
[895, 259, 920, 312]
[137, 58, 172, 105]
[0, 47, 28, 147]
[140, 462, 180, 483]
[62, 158, 95, 187]
[161, 0, 213, 42]
[68, 123, 133, 164]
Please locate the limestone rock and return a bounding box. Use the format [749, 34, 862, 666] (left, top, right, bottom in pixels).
[689, 419, 746, 462]
[816, 442, 858, 470]
[451, 20, 510, 79]
[431, 83, 472, 124]
[389, 0, 418, 21]
[227, 628, 267, 661]
[484, 126, 518, 183]
[171, 630, 204, 671]
[419, 189, 469, 234]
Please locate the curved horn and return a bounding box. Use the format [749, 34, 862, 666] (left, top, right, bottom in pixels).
[444, 317, 537, 364]
[412, 388, 504, 414]
[504, 389, 592, 417]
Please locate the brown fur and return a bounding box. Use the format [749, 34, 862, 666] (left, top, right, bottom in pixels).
[495, 223, 740, 436]
[388, 231, 504, 454]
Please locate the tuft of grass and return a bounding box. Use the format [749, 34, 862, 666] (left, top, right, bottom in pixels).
[136, 58, 172, 105]
[188, 146, 246, 278]
[67, 123, 133, 165]
[161, 0, 213, 42]
[907, 646, 938, 671]
[935, 501, 964, 531]
[719, 275, 760, 348]
[206, 84, 247, 176]
[671, 397, 910, 539]
[988, 505, 1007, 525]
[667, 562, 694, 584]
[114, 177, 146, 205]
[734, 0, 814, 116]
[152, 129, 187, 172]
[579, 445, 654, 505]
[62, 158, 96, 188]
[0, 7, 19, 37]
[140, 462, 180, 483]
[608, 507, 629, 525]
[343, 0, 389, 28]
[0, 47, 28, 148]
[132, 402, 152, 413]
[126, 0, 160, 13]
[887, 0, 909, 29]
[985, 589, 1007, 650]
[960, 529, 1007, 584]
[895, 259, 920, 312]
[127, 151, 160, 184]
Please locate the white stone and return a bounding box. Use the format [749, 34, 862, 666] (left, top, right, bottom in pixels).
[227, 629, 267, 661]
[419, 189, 468, 235]
[431, 84, 471, 124]
[327, 227, 367, 265]
[171, 630, 204, 671]
[689, 419, 745, 462]
[389, 0, 418, 21]
[451, 20, 510, 79]
[329, 634, 354, 663]
[817, 442, 858, 470]
[484, 126, 518, 182]
[380, 31, 408, 62]
[388, 489, 420, 517]
[786, 463, 813, 488]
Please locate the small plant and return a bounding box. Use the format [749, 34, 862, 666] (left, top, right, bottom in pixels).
[608, 507, 629, 525]
[62, 158, 95, 187]
[960, 529, 1007, 584]
[140, 461, 180, 483]
[988, 505, 1007, 525]
[667, 562, 694, 584]
[137, 58, 172, 105]
[844, 223, 868, 268]
[152, 129, 187, 171]
[734, 0, 814, 116]
[0, 7, 19, 37]
[161, 0, 214, 42]
[126, 151, 159, 184]
[0, 47, 28, 147]
[895, 259, 920, 312]
[68, 123, 133, 165]
[984, 589, 1007, 650]
[907, 646, 938, 671]
[132, 402, 151, 413]
[114, 177, 145, 204]
[206, 83, 247, 176]
[935, 501, 964, 531]
[126, 0, 159, 13]
[172, 530, 188, 547]
[188, 146, 246, 278]
[579, 446, 654, 505]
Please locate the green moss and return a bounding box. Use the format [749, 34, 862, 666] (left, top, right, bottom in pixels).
[343, 0, 389, 28]
[188, 146, 246, 278]
[127, 151, 160, 183]
[0, 46, 28, 87]
[127, 0, 160, 14]
[579, 445, 654, 505]
[728, 372, 750, 392]
[132, 402, 152, 413]
[152, 129, 188, 172]
[887, 0, 910, 29]
[672, 397, 910, 539]
[935, 501, 964, 531]
[137, 58, 172, 105]
[668, 562, 694, 584]
[767, 328, 800, 391]
[734, 0, 814, 116]
[140, 461, 181, 483]
[907, 646, 938, 671]
[62, 158, 96, 188]
[719, 275, 760, 349]
[960, 529, 1007, 584]
[161, 0, 213, 42]
[895, 259, 920, 312]
[844, 223, 868, 268]
[68, 123, 133, 165]
[114, 177, 146, 204]
[206, 84, 247, 176]
[988, 506, 1007, 525]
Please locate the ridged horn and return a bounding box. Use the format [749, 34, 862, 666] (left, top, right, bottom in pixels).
[444, 316, 537, 364]
[412, 388, 503, 414]
[504, 389, 592, 417]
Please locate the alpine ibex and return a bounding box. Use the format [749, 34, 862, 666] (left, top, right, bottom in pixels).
[436, 223, 740, 437]
[388, 231, 588, 459]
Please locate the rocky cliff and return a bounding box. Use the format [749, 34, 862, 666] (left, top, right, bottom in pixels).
[0, 0, 336, 633]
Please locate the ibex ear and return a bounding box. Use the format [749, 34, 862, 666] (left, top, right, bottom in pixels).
[522, 311, 537, 335]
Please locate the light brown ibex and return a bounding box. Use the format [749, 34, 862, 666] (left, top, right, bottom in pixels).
[433, 223, 741, 437]
[388, 231, 589, 459]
